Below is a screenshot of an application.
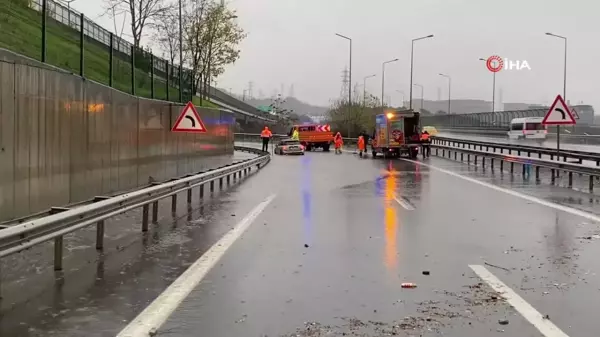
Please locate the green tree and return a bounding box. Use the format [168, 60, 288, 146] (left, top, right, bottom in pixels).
[327, 91, 381, 137]
[183, 0, 245, 101]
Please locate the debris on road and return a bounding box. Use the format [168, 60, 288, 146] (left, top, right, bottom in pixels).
[304, 244, 309, 248]
[422, 271, 430, 275]
[484, 261, 511, 272]
[498, 319, 509, 325]
[401, 283, 417, 288]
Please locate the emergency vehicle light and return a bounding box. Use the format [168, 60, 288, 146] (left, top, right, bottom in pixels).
[386, 112, 394, 119]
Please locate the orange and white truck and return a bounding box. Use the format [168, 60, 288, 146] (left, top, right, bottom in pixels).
[288, 124, 334, 151]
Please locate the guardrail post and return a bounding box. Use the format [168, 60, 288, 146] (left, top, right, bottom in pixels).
[568, 172, 573, 188]
[171, 194, 177, 213]
[96, 220, 105, 250]
[219, 177, 224, 189]
[210, 181, 215, 193]
[467, 154, 470, 163]
[500, 160, 504, 172]
[589, 176, 594, 192]
[454, 152, 457, 160]
[539, 153, 542, 159]
[474, 156, 478, 165]
[200, 184, 205, 199]
[227, 175, 231, 185]
[460, 153, 463, 161]
[510, 162, 514, 174]
[187, 188, 192, 204]
[442, 149, 446, 157]
[142, 204, 149, 232]
[491, 158, 494, 170]
[536, 166, 540, 180]
[522, 164, 526, 176]
[551, 169, 556, 184]
[54, 236, 63, 271]
[152, 201, 159, 223]
[482, 157, 486, 169]
[518, 150, 521, 156]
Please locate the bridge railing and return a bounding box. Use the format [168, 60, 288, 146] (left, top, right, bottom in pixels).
[0, 146, 270, 295]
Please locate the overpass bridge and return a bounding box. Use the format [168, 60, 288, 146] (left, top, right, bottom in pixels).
[421, 106, 600, 139]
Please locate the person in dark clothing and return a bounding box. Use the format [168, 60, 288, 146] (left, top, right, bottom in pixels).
[420, 131, 431, 158]
[360, 131, 370, 153]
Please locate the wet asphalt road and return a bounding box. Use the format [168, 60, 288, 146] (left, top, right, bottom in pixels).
[0, 151, 257, 337]
[153, 148, 600, 337]
[4, 144, 600, 336]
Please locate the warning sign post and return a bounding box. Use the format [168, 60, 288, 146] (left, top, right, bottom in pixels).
[542, 94, 576, 158]
[172, 102, 207, 133]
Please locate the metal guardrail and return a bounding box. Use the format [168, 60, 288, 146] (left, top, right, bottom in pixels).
[432, 137, 600, 165]
[0, 146, 270, 287]
[431, 144, 600, 191]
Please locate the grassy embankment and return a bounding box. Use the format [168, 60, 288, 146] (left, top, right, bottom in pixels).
[0, 1, 216, 107]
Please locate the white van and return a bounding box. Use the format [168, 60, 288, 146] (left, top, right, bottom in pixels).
[507, 117, 547, 139]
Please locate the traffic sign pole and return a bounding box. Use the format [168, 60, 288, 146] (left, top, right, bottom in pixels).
[541, 94, 575, 162]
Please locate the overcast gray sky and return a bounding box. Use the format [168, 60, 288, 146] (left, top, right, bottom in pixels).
[74, 0, 598, 110]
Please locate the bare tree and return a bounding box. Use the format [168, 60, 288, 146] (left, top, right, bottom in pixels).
[104, 0, 172, 47]
[152, 8, 179, 65]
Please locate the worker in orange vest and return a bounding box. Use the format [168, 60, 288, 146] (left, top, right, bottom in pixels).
[260, 126, 273, 152]
[334, 132, 343, 154]
[420, 130, 431, 158]
[357, 135, 366, 158]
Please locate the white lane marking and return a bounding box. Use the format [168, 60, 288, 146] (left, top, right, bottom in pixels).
[469, 265, 570, 337]
[393, 196, 415, 211]
[117, 194, 277, 337]
[403, 159, 600, 223]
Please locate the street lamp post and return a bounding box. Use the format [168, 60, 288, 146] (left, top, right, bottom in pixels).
[545, 32, 568, 157]
[413, 84, 424, 111]
[439, 73, 451, 114]
[479, 58, 496, 112]
[363, 74, 376, 106]
[381, 58, 399, 108]
[178, 0, 183, 103]
[409, 34, 434, 110]
[396, 90, 405, 108]
[335, 33, 352, 136]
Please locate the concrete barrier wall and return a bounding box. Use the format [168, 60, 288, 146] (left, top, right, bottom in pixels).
[0, 56, 234, 221]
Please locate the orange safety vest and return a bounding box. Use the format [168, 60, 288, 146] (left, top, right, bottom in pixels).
[357, 136, 365, 150]
[261, 129, 272, 138]
[420, 133, 430, 142]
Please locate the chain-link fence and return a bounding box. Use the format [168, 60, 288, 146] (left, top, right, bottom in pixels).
[0, 0, 201, 106]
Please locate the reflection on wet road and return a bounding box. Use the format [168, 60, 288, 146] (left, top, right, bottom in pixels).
[5, 146, 600, 337]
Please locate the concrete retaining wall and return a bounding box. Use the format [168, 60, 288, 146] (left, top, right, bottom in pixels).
[0, 52, 234, 221]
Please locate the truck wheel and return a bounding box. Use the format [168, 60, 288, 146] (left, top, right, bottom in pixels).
[372, 151, 377, 158]
[323, 144, 330, 152]
[410, 148, 418, 159]
[306, 145, 312, 151]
